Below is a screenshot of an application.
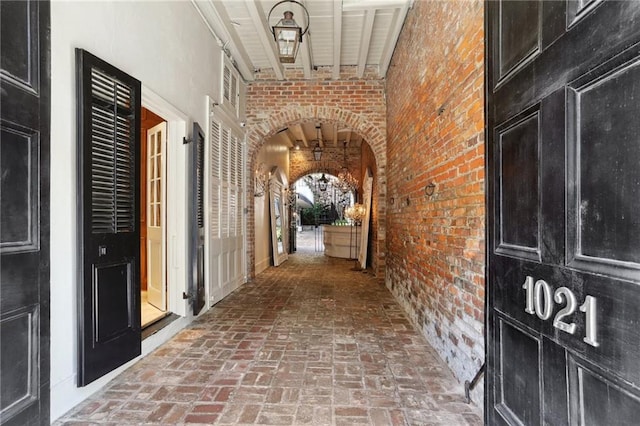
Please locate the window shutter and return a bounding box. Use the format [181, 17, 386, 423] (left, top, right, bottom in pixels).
[209, 119, 221, 237]
[196, 124, 204, 229]
[236, 135, 244, 236]
[221, 57, 240, 117]
[76, 48, 141, 387]
[223, 64, 231, 105]
[89, 68, 135, 234]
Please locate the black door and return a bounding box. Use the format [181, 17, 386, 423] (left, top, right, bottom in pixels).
[189, 122, 206, 316]
[486, 1, 640, 424]
[0, 1, 50, 424]
[76, 50, 141, 386]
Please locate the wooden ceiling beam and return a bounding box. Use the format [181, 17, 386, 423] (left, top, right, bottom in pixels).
[332, 0, 343, 80]
[297, 124, 309, 147]
[191, 0, 255, 81]
[244, 0, 285, 80]
[356, 9, 375, 78]
[378, 2, 410, 77]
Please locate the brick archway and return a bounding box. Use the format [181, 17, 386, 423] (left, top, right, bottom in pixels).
[245, 106, 386, 278]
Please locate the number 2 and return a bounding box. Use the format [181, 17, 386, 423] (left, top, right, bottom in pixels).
[553, 287, 577, 334]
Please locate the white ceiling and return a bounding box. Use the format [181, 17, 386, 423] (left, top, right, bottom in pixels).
[191, 0, 413, 81]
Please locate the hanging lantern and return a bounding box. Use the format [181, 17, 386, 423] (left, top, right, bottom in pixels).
[268, 1, 310, 64]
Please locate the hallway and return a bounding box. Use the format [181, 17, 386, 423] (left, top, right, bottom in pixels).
[56, 253, 482, 425]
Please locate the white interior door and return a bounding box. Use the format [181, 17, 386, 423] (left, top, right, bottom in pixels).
[147, 121, 167, 310]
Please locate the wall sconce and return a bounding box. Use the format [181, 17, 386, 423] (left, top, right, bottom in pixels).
[284, 186, 297, 207]
[254, 163, 269, 197]
[268, 1, 310, 64]
[425, 181, 436, 196]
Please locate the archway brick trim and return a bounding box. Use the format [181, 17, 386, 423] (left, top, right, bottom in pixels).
[245, 104, 387, 279]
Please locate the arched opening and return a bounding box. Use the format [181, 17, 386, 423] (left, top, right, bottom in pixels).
[291, 173, 356, 254]
[249, 114, 382, 277]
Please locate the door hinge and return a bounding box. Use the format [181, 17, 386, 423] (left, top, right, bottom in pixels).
[182, 292, 191, 300]
[183, 137, 192, 145]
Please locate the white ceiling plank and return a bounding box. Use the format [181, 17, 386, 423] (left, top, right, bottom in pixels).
[332, 0, 342, 79]
[297, 0, 313, 78]
[356, 10, 375, 78]
[378, 2, 410, 77]
[343, 0, 409, 12]
[244, 0, 285, 80]
[191, 0, 255, 81]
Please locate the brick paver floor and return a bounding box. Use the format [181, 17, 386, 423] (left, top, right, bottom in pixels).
[56, 252, 483, 425]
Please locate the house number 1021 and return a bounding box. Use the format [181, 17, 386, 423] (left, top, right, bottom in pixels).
[522, 276, 599, 347]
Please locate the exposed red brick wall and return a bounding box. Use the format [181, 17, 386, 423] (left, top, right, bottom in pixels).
[245, 73, 387, 278]
[289, 145, 362, 186]
[385, 0, 485, 392]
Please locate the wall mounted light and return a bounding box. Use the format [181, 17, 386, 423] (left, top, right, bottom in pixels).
[425, 181, 436, 196]
[254, 163, 269, 197]
[268, 1, 310, 64]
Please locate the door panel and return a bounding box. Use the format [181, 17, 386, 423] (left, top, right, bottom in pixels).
[568, 355, 640, 425]
[207, 101, 245, 306]
[76, 49, 141, 386]
[0, 0, 50, 424]
[487, 1, 640, 425]
[146, 122, 166, 310]
[494, 318, 541, 426]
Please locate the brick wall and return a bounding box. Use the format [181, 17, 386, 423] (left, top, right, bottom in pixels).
[385, 0, 485, 401]
[289, 145, 362, 185]
[245, 72, 387, 277]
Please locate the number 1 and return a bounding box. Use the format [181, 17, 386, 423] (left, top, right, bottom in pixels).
[580, 295, 599, 347]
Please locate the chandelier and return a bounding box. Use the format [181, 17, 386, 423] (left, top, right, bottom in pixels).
[344, 203, 366, 224]
[337, 141, 358, 193]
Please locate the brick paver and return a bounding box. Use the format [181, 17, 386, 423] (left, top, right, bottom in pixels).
[56, 252, 483, 425]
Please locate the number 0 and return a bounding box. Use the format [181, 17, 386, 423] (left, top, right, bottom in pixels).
[534, 279, 553, 320]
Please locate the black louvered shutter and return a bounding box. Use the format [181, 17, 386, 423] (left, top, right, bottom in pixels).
[189, 122, 206, 315]
[76, 49, 141, 386]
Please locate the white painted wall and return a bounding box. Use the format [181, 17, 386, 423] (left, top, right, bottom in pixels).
[254, 143, 289, 274]
[49, 1, 244, 421]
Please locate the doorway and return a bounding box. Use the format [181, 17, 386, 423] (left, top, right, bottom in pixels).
[140, 107, 169, 327]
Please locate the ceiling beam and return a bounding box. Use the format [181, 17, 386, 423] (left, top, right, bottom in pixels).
[297, 124, 309, 147]
[191, 0, 255, 81]
[356, 10, 375, 78]
[244, 0, 285, 80]
[332, 0, 343, 80]
[316, 124, 324, 148]
[378, 2, 410, 77]
[332, 123, 338, 146]
[281, 130, 295, 148]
